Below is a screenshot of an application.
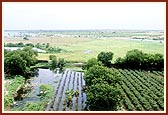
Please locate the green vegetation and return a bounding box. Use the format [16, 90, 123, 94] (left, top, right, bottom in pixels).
[22, 101, 47, 111]
[35, 38, 164, 62]
[38, 84, 54, 99]
[4, 75, 25, 109]
[65, 90, 79, 107]
[115, 49, 164, 70]
[5, 37, 163, 63]
[4, 47, 38, 77]
[35, 43, 68, 53]
[4, 95, 14, 109]
[19, 84, 54, 111]
[4, 42, 35, 47]
[4, 30, 164, 111]
[82, 58, 102, 70]
[30, 62, 50, 69]
[5, 76, 25, 95]
[49, 55, 66, 71]
[84, 65, 122, 110]
[97, 51, 113, 67]
[4, 42, 25, 47]
[116, 69, 164, 111]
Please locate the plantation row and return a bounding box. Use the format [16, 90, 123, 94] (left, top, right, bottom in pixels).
[44, 69, 164, 111]
[115, 69, 164, 111]
[46, 70, 86, 111]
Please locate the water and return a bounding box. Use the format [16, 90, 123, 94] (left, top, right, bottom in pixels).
[13, 68, 60, 110]
[13, 68, 86, 111]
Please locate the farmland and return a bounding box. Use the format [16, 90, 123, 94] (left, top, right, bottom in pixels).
[4, 37, 164, 63]
[6, 68, 164, 111]
[3, 30, 165, 111]
[116, 69, 164, 111]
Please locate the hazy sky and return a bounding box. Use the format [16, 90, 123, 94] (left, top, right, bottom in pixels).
[3, 2, 166, 30]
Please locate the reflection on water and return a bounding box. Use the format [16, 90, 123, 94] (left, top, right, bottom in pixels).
[13, 68, 86, 111]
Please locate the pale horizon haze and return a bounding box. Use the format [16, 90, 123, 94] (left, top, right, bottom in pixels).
[3, 2, 166, 30]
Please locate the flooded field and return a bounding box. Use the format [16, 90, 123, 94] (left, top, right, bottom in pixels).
[13, 68, 86, 111]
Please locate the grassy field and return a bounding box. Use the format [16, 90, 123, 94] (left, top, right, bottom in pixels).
[4, 37, 164, 63]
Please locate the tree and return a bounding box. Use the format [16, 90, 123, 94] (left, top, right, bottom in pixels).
[153, 53, 164, 70]
[125, 49, 144, 68]
[84, 65, 121, 86]
[114, 57, 126, 68]
[84, 65, 122, 110]
[4, 47, 38, 76]
[57, 58, 65, 70]
[4, 53, 27, 76]
[50, 56, 57, 70]
[97, 52, 113, 67]
[114, 49, 164, 70]
[86, 83, 122, 110]
[82, 58, 102, 70]
[50, 56, 65, 71]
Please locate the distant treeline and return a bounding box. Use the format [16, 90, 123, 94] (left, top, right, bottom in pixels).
[83, 49, 164, 71]
[4, 42, 67, 53]
[114, 49, 164, 70]
[4, 42, 34, 47]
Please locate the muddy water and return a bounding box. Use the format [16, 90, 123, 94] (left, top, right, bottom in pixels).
[13, 68, 86, 111]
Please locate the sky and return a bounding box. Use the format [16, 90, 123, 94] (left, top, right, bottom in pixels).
[3, 2, 166, 30]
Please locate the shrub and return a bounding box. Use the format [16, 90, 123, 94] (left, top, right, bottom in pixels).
[38, 84, 54, 99]
[57, 58, 66, 70]
[25, 43, 34, 47]
[49, 55, 56, 60]
[50, 56, 65, 71]
[82, 58, 102, 70]
[23, 102, 46, 111]
[97, 51, 113, 67]
[50, 56, 57, 70]
[4, 94, 14, 108]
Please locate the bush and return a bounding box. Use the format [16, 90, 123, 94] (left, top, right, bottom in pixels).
[97, 52, 113, 67]
[4, 94, 14, 108]
[25, 43, 34, 47]
[115, 57, 126, 67]
[38, 84, 54, 99]
[47, 47, 62, 53]
[57, 58, 66, 70]
[50, 56, 65, 71]
[82, 58, 102, 70]
[49, 55, 56, 60]
[50, 56, 57, 70]
[23, 102, 46, 111]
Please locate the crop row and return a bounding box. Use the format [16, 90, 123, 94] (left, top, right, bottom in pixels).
[51, 70, 86, 111]
[117, 69, 164, 111]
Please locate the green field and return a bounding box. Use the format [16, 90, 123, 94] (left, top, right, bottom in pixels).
[37, 38, 164, 62]
[5, 37, 164, 63]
